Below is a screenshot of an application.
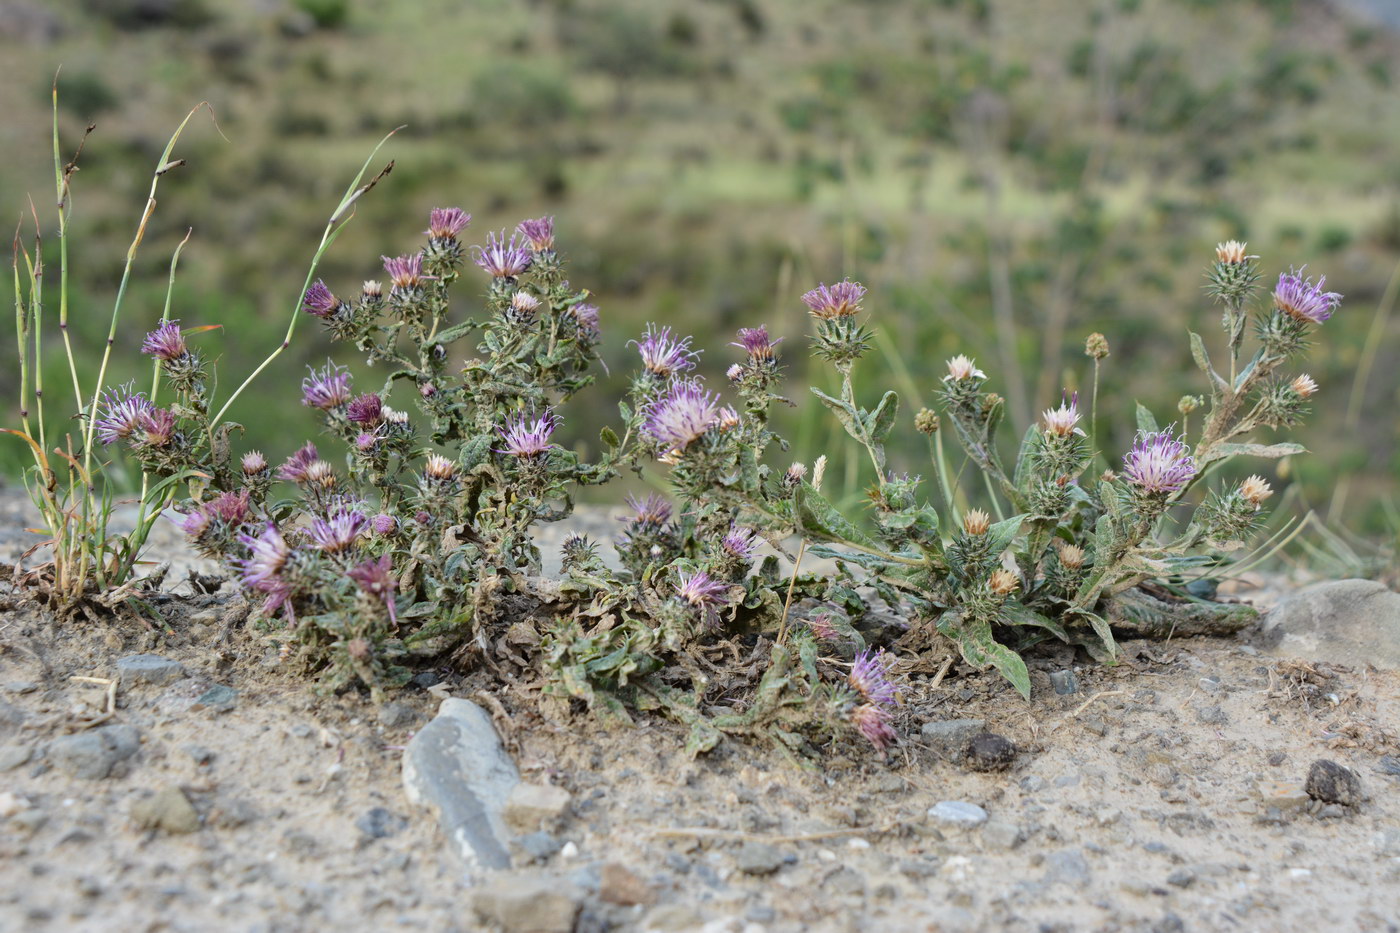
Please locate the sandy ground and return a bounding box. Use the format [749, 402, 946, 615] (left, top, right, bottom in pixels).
[0, 498, 1398, 933]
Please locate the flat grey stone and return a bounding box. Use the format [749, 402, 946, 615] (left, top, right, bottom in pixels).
[929, 800, 988, 827]
[735, 841, 787, 875]
[1044, 848, 1091, 886]
[1049, 670, 1079, 694]
[0, 699, 26, 740]
[0, 744, 33, 772]
[470, 872, 581, 933]
[1259, 579, 1400, 669]
[116, 654, 186, 687]
[130, 785, 200, 834]
[356, 806, 408, 840]
[920, 718, 986, 756]
[402, 697, 518, 870]
[193, 684, 237, 713]
[982, 820, 1023, 850]
[49, 724, 140, 779]
[503, 782, 571, 832]
[377, 701, 419, 729]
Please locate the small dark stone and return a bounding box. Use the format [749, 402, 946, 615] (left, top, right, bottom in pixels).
[1166, 869, 1195, 888]
[1268, 751, 1288, 767]
[181, 745, 215, 767]
[412, 672, 442, 689]
[966, 732, 1016, 772]
[735, 841, 786, 875]
[1377, 755, 1400, 777]
[355, 807, 408, 840]
[1305, 759, 1363, 807]
[515, 831, 563, 862]
[193, 685, 237, 713]
[1049, 670, 1079, 695]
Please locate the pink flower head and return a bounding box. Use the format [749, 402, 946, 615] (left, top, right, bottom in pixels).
[1040, 391, 1084, 437]
[382, 254, 424, 291]
[722, 526, 759, 561]
[308, 509, 367, 553]
[346, 393, 384, 426]
[140, 408, 178, 447]
[1273, 268, 1342, 325]
[642, 378, 721, 453]
[675, 569, 730, 625]
[371, 513, 397, 535]
[498, 409, 560, 458]
[1122, 428, 1197, 495]
[95, 385, 154, 445]
[426, 207, 471, 241]
[516, 216, 555, 251]
[302, 280, 340, 318]
[349, 554, 398, 626]
[623, 492, 672, 528]
[571, 302, 600, 337]
[631, 324, 699, 377]
[301, 362, 352, 410]
[731, 325, 780, 361]
[472, 230, 533, 279]
[236, 522, 293, 615]
[277, 442, 321, 482]
[851, 703, 896, 751]
[801, 279, 866, 319]
[141, 321, 187, 361]
[849, 648, 900, 707]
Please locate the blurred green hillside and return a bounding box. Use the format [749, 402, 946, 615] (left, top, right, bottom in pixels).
[2, 0, 1398, 531]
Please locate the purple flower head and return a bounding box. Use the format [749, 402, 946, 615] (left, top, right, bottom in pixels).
[241, 450, 269, 475]
[731, 325, 780, 361]
[349, 554, 398, 626]
[355, 431, 379, 452]
[308, 509, 367, 553]
[302, 280, 340, 318]
[631, 324, 699, 377]
[801, 279, 866, 319]
[141, 321, 188, 361]
[675, 569, 730, 622]
[415, 510, 433, 527]
[499, 409, 560, 458]
[382, 254, 424, 291]
[96, 385, 154, 445]
[722, 526, 759, 560]
[571, 303, 600, 336]
[141, 408, 178, 447]
[236, 523, 293, 614]
[206, 489, 251, 525]
[851, 703, 896, 751]
[371, 513, 397, 535]
[805, 613, 840, 642]
[346, 393, 384, 426]
[516, 216, 555, 252]
[1122, 428, 1197, 496]
[472, 230, 533, 279]
[426, 207, 471, 241]
[849, 649, 900, 708]
[175, 508, 211, 538]
[642, 378, 721, 453]
[301, 362, 352, 410]
[277, 442, 321, 482]
[1273, 268, 1342, 325]
[623, 493, 672, 528]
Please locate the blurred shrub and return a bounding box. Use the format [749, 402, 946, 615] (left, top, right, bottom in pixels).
[82, 0, 213, 30]
[469, 61, 576, 129]
[293, 0, 350, 30]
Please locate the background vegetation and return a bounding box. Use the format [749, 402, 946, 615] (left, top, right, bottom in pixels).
[3, 0, 1397, 539]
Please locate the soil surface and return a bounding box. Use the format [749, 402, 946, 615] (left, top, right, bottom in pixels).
[1, 497, 1398, 932]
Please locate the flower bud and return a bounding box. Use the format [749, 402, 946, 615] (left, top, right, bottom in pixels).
[1239, 475, 1273, 507]
[962, 508, 991, 536]
[915, 408, 940, 435]
[1290, 374, 1318, 398]
[1085, 333, 1110, 360]
[988, 569, 1019, 595]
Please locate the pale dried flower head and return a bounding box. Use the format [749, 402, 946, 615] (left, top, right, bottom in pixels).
[1291, 374, 1318, 398]
[1058, 544, 1086, 570]
[988, 569, 1019, 595]
[944, 355, 986, 382]
[1215, 240, 1254, 264]
[305, 460, 336, 488]
[962, 508, 991, 536]
[1239, 475, 1273, 506]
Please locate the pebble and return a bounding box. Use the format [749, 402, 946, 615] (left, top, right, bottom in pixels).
[920, 718, 986, 757]
[1378, 828, 1400, 857]
[377, 701, 419, 729]
[966, 733, 1016, 772]
[1019, 775, 1046, 794]
[116, 653, 187, 687]
[208, 797, 258, 829]
[49, 724, 141, 780]
[600, 862, 655, 906]
[643, 904, 707, 932]
[0, 744, 33, 772]
[1376, 755, 1400, 777]
[356, 807, 408, 840]
[1166, 868, 1195, 888]
[1254, 778, 1309, 812]
[470, 872, 581, 933]
[402, 697, 519, 869]
[1305, 759, 1363, 807]
[130, 786, 201, 834]
[929, 801, 989, 828]
[1043, 848, 1091, 886]
[3, 681, 39, 695]
[514, 831, 563, 862]
[193, 684, 238, 713]
[982, 820, 1023, 850]
[1196, 705, 1228, 725]
[181, 745, 215, 767]
[735, 841, 787, 875]
[825, 865, 865, 897]
[503, 782, 572, 833]
[1049, 670, 1079, 694]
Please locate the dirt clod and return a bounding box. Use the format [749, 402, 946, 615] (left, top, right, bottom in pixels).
[1305, 759, 1363, 807]
[966, 732, 1016, 771]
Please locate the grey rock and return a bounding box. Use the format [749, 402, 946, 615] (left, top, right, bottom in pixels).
[377, 701, 419, 729]
[208, 797, 258, 829]
[193, 684, 237, 713]
[116, 654, 186, 687]
[1196, 705, 1229, 725]
[599, 861, 655, 906]
[1053, 774, 1081, 788]
[356, 807, 408, 840]
[929, 800, 989, 828]
[1166, 868, 1195, 888]
[1044, 848, 1091, 886]
[920, 718, 986, 756]
[0, 699, 27, 739]
[0, 744, 33, 772]
[130, 786, 200, 834]
[514, 831, 563, 862]
[642, 904, 707, 932]
[470, 872, 581, 933]
[1378, 828, 1400, 857]
[3, 681, 39, 695]
[735, 841, 787, 875]
[1376, 755, 1400, 777]
[825, 865, 865, 897]
[503, 781, 571, 833]
[1019, 775, 1047, 794]
[1049, 669, 1079, 695]
[1259, 579, 1400, 669]
[181, 745, 215, 766]
[11, 808, 48, 835]
[50, 724, 140, 779]
[402, 697, 519, 869]
[982, 820, 1023, 850]
[1306, 759, 1364, 807]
